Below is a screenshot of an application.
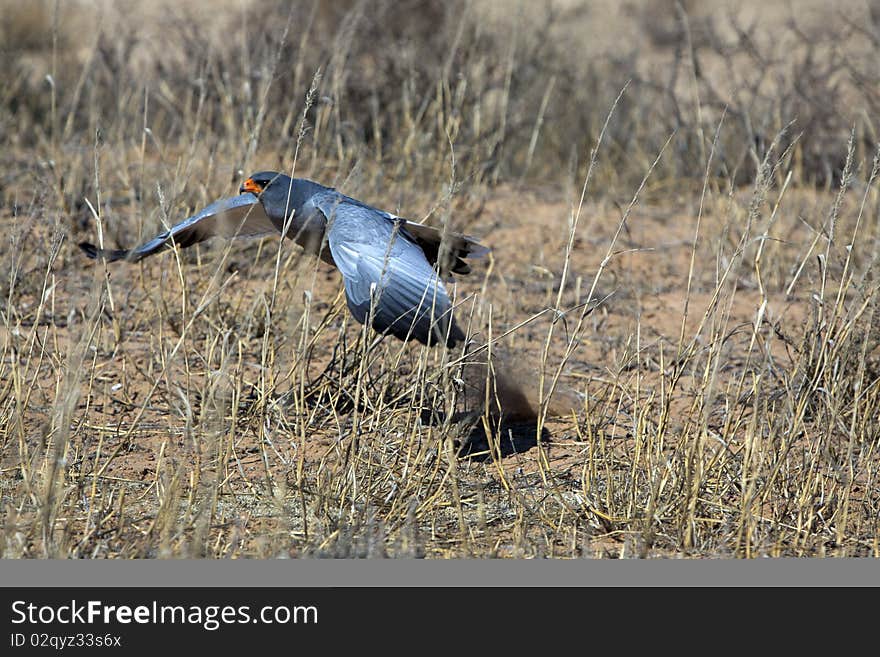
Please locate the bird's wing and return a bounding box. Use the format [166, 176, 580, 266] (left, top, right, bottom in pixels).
[336, 194, 489, 277]
[395, 219, 490, 276]
[318, 194, 464, 346]
[79, 193, 277, 263]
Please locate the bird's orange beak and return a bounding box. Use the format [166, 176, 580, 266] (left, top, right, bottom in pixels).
[240, 178, 262, 194]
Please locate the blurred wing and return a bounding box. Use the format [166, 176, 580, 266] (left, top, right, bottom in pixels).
[79, 193, 277, 263]
[321, 197, 464, 346]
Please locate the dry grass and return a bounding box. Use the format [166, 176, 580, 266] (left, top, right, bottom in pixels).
[1, 0, 879, 558]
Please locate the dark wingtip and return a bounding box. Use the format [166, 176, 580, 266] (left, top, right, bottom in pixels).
[464, 242, 491, 260]
[444, 318, 467, 348]
[78, 241, 130, 262]
[78, 242, 99, 259]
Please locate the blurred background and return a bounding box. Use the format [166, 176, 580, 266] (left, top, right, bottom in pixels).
[2, 0, 879, 214]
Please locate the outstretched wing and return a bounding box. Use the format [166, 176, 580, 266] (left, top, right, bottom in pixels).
[79, 193, 277, 263]
[318, 194, 465, 347]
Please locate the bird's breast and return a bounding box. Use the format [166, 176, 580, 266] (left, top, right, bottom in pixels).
[286, 209, 335, 266]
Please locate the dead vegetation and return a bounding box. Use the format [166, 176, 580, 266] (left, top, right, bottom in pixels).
[1, 0, 879, 558]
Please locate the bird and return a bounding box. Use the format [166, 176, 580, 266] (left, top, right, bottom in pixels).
[79, 171, 489, 347]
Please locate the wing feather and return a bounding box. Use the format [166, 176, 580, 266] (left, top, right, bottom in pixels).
[322, 197, 465, 347]
[79, 193, 277, 262]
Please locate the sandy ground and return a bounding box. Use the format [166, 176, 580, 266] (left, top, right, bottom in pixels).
[2, 173, 837, 556]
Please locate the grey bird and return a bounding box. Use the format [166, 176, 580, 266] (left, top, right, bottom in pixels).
[79, 172, 488, 347]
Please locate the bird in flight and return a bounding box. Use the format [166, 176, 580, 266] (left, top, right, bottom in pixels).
[79, 172, 488, 347]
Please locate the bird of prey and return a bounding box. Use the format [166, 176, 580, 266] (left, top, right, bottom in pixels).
[79, 172, 488, 347]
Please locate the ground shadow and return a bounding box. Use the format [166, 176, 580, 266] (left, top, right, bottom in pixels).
[420, 408, 548, 460]
[454, 418, 548, 460]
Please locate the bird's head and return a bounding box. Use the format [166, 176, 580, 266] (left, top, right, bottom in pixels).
[239, 171, 285, 196]
[240, 171, 304, 224]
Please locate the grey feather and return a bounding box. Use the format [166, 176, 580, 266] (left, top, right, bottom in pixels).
[79, 193, 275, 262]
[320, 195, 464, 346]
